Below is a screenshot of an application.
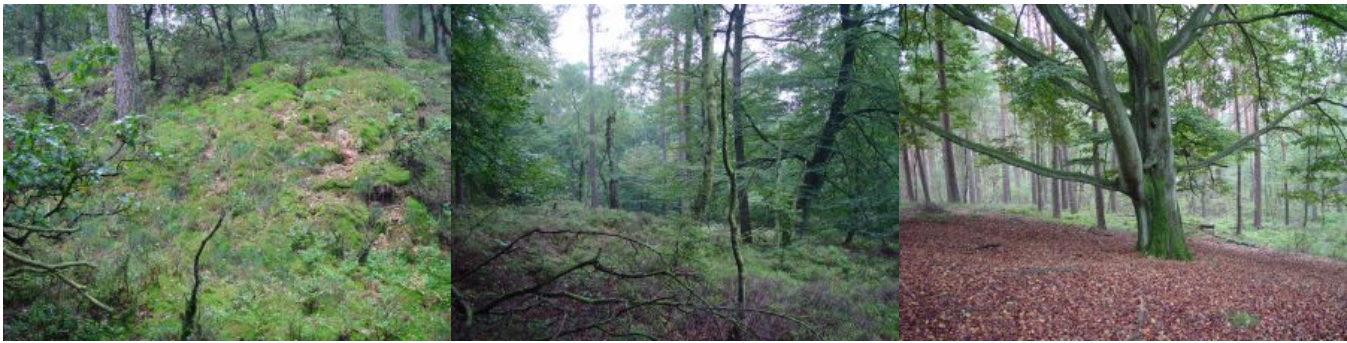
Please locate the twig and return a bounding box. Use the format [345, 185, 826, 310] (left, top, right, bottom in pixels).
[181, 210, 227, 340]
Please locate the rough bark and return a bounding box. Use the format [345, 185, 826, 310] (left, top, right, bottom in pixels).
[790, 4, 860, 244]
[109, 4, 141, 118]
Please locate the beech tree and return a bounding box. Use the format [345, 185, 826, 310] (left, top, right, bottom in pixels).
[897, 5, 1347, 259]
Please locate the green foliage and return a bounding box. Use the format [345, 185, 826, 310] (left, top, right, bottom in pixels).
[1227, 310, 1260, 328]
[294, 146, 342, 169]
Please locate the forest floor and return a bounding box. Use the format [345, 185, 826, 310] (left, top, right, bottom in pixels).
[452, 202, 900, 340]
[898, 207, 1347, 340]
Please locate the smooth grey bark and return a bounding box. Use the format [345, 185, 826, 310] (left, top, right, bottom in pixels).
[383, 4, 403, 57]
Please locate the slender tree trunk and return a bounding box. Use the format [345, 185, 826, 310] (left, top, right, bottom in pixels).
[1033, 143, 1043, 211]
[916, 147, 931, 204]
[142, 5, 161, 93]
[901, 148, 919, 201]
[790, 4, 860, 244]
[33, 5, 57, 117]
[999, 91, 1012, 204]
[1051, 146, 1061, 218]
[223, 5, 238, 64]
[936, 33, 961, 203]
[1093, 117, 1106, 229]
[208, 5, 233, 90]
[719, 7, 747, 339]
[248, 4, 268, 60]
[677, 27, 692, 213]
[1252, 99, 1262, 229]
[416, 5, 427, 43]
[1235, 94, 1244, 235]
[730, 5, 753, 243]
[109, 4, 141, 118]
[585, 5, 602, 208]
[606, 109, 619, 209]
[693, 4, 717, 220]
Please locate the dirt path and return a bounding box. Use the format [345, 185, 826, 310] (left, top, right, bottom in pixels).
[898, 212, 1347, 340]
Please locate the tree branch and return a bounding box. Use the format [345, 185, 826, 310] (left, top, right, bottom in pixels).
[1200, 8, 1347, 32]
[1163, 5, 1215, 61]
[1178, 96, 1325, 172]
[881, 107, 1120, 191]
[935, 5, 1103, 111]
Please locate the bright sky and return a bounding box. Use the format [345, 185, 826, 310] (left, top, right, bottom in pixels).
[550, 4, 789, 84]
[551, 4, 632, 82]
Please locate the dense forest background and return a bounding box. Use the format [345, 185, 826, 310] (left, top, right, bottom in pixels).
[451, 4, 900, 340]
[3, 5, 450, 340]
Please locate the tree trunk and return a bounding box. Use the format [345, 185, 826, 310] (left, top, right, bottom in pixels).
[692, 4, 716, 220]
[586, 5, 602, 208]
[790, 4, 860, 244]
[916, 147, 931, 204]
[936, 34, 961, 204]
[1235, 93, 1244, 235]
[1051, 146, 1061, 218]
[999, 91, 1012, 204]
[416, 5, 427, 43]
[1093, 117, 1106, 229]
[142, 5, 161, 93]
[1033, 143, 1043, 211]
[109, 4, 140, 118]
[901, 148, 919, 201]
[432, 5, 446, 61]
[606, 110, 619, 209]
[33, 4, 57, 117]
[383, 4, 403, 57]
[208, 5, 233, 90]
[1252, 99, 1262, 229]
[249, 4, 268, 60]
[730, 5, 752, 243]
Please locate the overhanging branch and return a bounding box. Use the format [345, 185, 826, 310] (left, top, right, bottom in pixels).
[1178, 96, 1326, 172]
[876, 107, 1120, 192]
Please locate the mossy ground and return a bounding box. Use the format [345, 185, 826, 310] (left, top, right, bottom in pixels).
[6, 62, 449, 340]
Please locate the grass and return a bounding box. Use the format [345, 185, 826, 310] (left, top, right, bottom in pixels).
[1227, 310, 1260, 329]
[6, 57, 448, 339]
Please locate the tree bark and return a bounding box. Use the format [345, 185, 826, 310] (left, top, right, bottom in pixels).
[33, 5, 57, 117]
[248, 4, 268, 60]
[109, 4, 141, 118]
[790, 4, 860, 245]
[142, 5, 161, 93]
[1252, 97, 1262, 229]
[606, 109, 620, 209]
[692, 4, 716, 220]
[916, 147, 932, 204]
[1051, 146, 1062, 218]
[936, 31, 961, 203]
[383, 4, 404, 57]
[902, 147, 919, 201]
[730, 4, 753, 243]
[1235, 91, 1244, 235]
[1093, 117, 1106, 229]
[208, 5, 233, 90]
[999, 90, 1012, 204]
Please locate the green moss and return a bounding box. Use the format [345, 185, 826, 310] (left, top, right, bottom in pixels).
[358, 119, 388, 152]
[250, 61, 279, 78]
[1227, 310, 1259, 328]
[249, 81, 300, 109]
[354, 159, 412, 189]
[294, 146, 342, 168]
[404, 198, 441, 242]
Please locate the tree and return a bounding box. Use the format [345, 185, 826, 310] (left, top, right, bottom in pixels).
[586, 4, 602, 208]
[248, 4, 268, 60]
[108, 4, 140, 118]
[383, 4, 403, 57]
[729, 4, 752, 243]
[32, 5, 57, 116]
[935, 13, 961, 204]
[208, 5, 233, 90]
[142, 5, 161, 93]
[790, 4, 861, 245]
[902, 4, 1346, 259]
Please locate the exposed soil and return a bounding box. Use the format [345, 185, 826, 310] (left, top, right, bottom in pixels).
[898, 212, 1347, 340]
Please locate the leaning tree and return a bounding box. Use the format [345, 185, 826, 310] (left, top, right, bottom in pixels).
[895, 5, 1346, 260]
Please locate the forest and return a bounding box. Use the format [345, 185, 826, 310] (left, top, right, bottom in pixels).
[451, 4, 899, 340]
[3, 5, 449, 340]
[896, 4, 1347, 340]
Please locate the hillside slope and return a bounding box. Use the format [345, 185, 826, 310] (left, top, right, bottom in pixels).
[6, 63, 450, 340]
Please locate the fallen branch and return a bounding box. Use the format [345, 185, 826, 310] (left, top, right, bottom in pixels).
[181, 211, 227, 341]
